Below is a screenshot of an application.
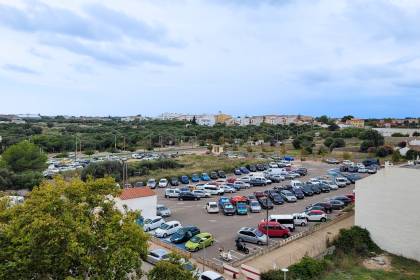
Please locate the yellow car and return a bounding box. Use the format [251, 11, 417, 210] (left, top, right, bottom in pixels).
[185, 233, 214, 252]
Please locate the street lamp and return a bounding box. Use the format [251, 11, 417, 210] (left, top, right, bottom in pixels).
[281, 268, 288, 280]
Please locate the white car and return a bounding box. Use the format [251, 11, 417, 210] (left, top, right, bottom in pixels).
[206, 202, 220, 213]
[304, 210, 327, 222]
[233, 181, 250, 190]
[215, 179, 226, 185]
[292, 213, 308, 226]
[147, 178, 157, 189]
[291, 180, 303, 188]
[199, 271, 225, 280]
[319, 180, 338, 190]
[221, 185, 236, 193]
[358, 167, 368, 173]
[203, 185, 224, 195]
[249, 200, 261, 213]
[146, 248, 170, 265]
[193, 189, 211, 198]
[335, 177, 347, 188]
[165, 188, 180, 198]
[269, 162, 278, 168]
[159, 178, 169, 188]
[143, 216, 165, 232]
[240, 176, 251, 183]
[154, 221, 182, 238]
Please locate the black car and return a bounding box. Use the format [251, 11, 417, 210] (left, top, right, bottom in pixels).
[310, 184, 322, 194]
[234, 169, 242, 175]
[217, 170, 226, 178]
[246, 164, 257, 172]
[210, 171, 219, 180]
[319, 183, 330, 193]
[294, 167, 308, 176]
[250, 177, 266, 186]
[170, 177, 179, 186]
[222, 203, 236, 216]
[331, 196, 352, 206]
[178, 192, 200, 201]
[311, 202, 333, 213]
[257, 197, 274, 209]
[293, 189, 305, 199]
[170, 226, 200, 243]
[362, 158, 380, 167]
[247, 194, 257, 201]
[256, 164, 265, 171]
[329, 199, 345, 210]
[302, 186, 314, 196]
[268, 192, 284, 205]
[341, 173, 361, 183]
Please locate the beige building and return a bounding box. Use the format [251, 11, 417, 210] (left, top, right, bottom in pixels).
[355, 167, 420, 261]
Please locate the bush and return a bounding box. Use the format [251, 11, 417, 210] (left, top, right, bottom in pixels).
[406, 149, 419, 160]
[330, 138, 345, 149]
[391, 132, 409, 137]
[292, 138, 301, 149]
[413, 131, 420, 137]
[360, 140, 374, 152]
[333, 226, 380, 257]
[392, 151, 401, 163]
[324, 137, 334, 148]
[289, 256, 328, 280]
[342, 152, 352, 160]
[376, 145, 393, 157]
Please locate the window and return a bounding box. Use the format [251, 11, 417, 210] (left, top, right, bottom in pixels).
[201, 276, 211, 280]
[149, 252, 158, 258]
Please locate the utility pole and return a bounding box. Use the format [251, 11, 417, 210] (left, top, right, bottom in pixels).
[75, 136, 78, 161]
[266, 204, 270, 247]
[114, 134, 117, 150]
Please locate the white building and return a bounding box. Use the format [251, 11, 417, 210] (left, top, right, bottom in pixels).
[196, 114, 216, 126]
[355, 167, 420, 261]
[115, 188, 157, 219]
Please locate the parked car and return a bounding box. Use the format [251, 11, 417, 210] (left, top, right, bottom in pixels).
[309, 184, 322, 194]
[345, 193, 355, 202]
[233, 181, 250, 190]
[165, 188, 180, 198]
[178, 192, 200, 201]
[318, 183, 331, 193]
[294, 167, 308, 176]
[310, 202, 333, 213]
[269, 174, 284, 183]
[258, 197, 274, 209]
[292, 213, 308, 226]
[239, 166, 250, 174]
[201, 173, 211, 181]
[185, 232, 214, 252]
[222, 203, 236, 216]
[335, 177, 348, 188]
[147, 178, 157, 189]
[217, 170, 226, 178]
[292, 188, 305, 199]
[328, 199, 345, 210]
[170, 226, 200, 244]
[269, 214, 295, 232]
[191, 174, 200, 182]
[331, 196, 352, 206]
[206, 202, 220, 213]
[154, 221, 182, 238]
[209, 171, 218, 180]
[234, 169, 242, 175]
[203, 185, 224, 195]
[180, 175, 190, 184]
[236, 202, 248, 215]
[158, 178, 168, 188]
[237, 227, 267, 245]
[302, 185, 314, 196]
[341, 173, 361, 184]
[146, 248, 170, 265]
[249, 200, 262, 213]
[192, 190, 211, 198]
[230, 195, 248, 206]
[304, 210, 327, 222]
[256, 164, 265, 171]
[221, 185, 236, 193]
[246, 164, 257, 172]
[156, 205, 171, 217]
[325, 158, 340, 164]
[268, 192, 284, 205]
[258, 221, 290, 238]
[250, 177, 267, 186]
[143, 216, 164, 232]
[280, 190, 297, 202]
[134, 181, 144, 187]
[168, 177, 179, 186]
[218, 197, 231, 208]
[199, 271, 225, 280]
[254, 191, 266, 198]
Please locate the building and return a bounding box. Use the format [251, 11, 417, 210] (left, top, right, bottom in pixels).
[355, 167, 420, 261]
[250, 116, 265, 126]
[345, 118, 365, 128]
[408, 139, 420, 151]
[114, 187, 157, 219]
[215, 113, 232, 124]
[196, 115, 216, 126]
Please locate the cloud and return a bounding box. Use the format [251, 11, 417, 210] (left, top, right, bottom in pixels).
[40, 35, 179, 66]
[3, 64, 39, 75]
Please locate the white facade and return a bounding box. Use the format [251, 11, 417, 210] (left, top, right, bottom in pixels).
[196, 115, 216, 126]
[373, 128, 420, 137]
[115, 195, 157, 219]
[355, 167, 420, 261]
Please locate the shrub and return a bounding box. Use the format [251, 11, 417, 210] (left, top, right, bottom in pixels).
[342, 152, 352, 160]
[406, 149, 419, 160]
[333, 226, 380, 257]
[392, 151, 401, 163]
[289, 256, 328, 280]
[324, 137, 334, 148]
[391, 132, 409, 137]
[376, 145, 393, 157]
[292, 138, 301, 149]
[360, 140, 374, 152]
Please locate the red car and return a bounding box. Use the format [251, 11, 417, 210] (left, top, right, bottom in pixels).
[253, 191, 266, 198]
[230, 195, 248, 205]
[258, 221, 290, 238]
[227, 177, 237, 184]
[345, 193, 355, 202]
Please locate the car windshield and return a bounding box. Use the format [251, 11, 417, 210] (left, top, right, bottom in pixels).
[255, 230, 264, 237]
[225, 205, 233, 209]
[160, 223, 170, 230]
[144, 219, 152, 224]
[190, 236, 201, 243]
[237, 204, 246, 209]
[157, 207, 167, 211]
[251, 202, 260, 207]
[210, 204, 217, 208]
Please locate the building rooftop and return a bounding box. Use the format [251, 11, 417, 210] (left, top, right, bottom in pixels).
[119, 187, 156, 200]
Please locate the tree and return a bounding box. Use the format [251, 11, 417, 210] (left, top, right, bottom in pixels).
[1, 140, 47, 173]
[392, 151, 401, 163]
[0, 177, 148, 279]
[316, 115, 330, 124]
[148, 255, 197, 280]
[413, 131, 420, 137]
[328, 124, 340, 131]
[324, 137, 334, 148]
[360, 140, 375, 152]
[359, 130, 384, 148]
[406, 149, 419, 160]
[292, 138, 301, 149]
[376, 145, 393, 157]
[330, 138, 346, 149]
[341, 115, 354, 122]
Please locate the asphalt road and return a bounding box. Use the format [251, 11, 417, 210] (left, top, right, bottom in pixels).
[152, 161, 358, 263]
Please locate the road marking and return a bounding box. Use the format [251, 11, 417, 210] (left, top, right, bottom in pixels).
[208, 220, 217, 223]
[176, 202, 185, 205]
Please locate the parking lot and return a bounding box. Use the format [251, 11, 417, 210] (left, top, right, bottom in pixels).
[151, 161, 360, 264]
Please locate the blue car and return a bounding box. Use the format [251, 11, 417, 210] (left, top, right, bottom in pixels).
[283, 155, 295, 161]
[180, 175, 190, 184]
[201, 173, 211, 181]
[191, 174, 200, 182]
[218, 197, 230, 208]
[239, 167, 250, 174]
[236, 203, 248, 215]
[234, 169, 242, 175]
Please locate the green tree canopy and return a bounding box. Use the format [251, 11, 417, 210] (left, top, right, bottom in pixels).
[1, 140, 47, 173]
[0, 177, 148, 279]
[148, 254, 197, 280]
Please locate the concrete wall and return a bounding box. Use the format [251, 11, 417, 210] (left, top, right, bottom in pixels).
[115, 195, 157, 219]
[355, 167, 420, 261]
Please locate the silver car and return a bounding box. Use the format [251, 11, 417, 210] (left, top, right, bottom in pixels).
[156, 205, 171, 217]
[237, 227, 267, 245]
[146, 249, 170, 265]
[280, 190, 297, 202]
[249, 200, 262, 213]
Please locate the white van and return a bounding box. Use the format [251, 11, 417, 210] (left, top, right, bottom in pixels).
[292, 213, 308, 226]
[268, 214, 295, 231]
[165, 188, 180, 198]
[290, 180, 303, 188]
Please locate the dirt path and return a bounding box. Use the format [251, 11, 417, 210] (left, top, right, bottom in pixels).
[244, 213, 355, 272]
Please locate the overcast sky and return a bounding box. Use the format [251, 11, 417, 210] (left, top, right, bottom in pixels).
[0, 0, 419, 118]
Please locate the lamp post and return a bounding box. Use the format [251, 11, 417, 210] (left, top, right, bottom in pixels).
[281, 268, 288, 280]
[266, 202, 270, 247]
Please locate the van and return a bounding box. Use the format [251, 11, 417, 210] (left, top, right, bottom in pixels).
[268, 214, 295, 231]
[165, 188, 180, 198]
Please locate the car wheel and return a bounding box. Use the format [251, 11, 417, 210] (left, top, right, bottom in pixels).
[257, 241, 262, 245]
[163, 233, 167, 238]
[284, 234, 290, 239]
[321, 217, 326, 222]
[301, 222, 306, 226]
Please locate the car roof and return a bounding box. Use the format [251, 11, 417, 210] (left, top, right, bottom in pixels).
[201, 271, 222, 278]
[150, 248, 169, 255]
[165, 221, 180, 225]
[196, 232, 211, 238]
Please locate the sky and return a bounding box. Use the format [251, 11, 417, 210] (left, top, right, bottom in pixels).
[0, 0, 419, 118]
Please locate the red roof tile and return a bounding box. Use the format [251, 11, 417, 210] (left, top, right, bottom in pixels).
[119, 188, 156, 200]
